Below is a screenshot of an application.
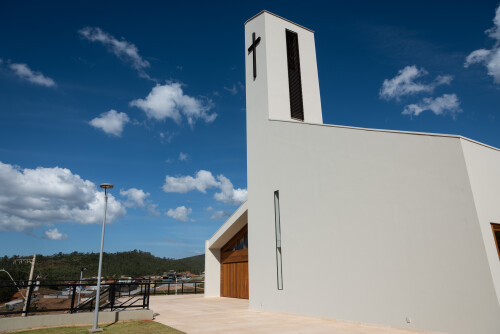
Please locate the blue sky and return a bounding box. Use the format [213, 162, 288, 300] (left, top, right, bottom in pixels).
[1, 1, 500, 258]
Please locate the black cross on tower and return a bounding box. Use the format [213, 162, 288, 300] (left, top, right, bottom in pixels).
[248, 32, 261, 80]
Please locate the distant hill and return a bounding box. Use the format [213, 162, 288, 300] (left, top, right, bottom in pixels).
[0, 251, 205, 282]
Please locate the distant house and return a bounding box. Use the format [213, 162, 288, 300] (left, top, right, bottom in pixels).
[177, 271, 192, 278]
[205, 10, 500, 334]
[162, 271, 176, 282]
[118, 277, 133, 284]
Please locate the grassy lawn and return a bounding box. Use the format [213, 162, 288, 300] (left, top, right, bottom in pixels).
[12, 321, 185, 334]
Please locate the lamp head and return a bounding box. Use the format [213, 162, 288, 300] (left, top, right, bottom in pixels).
[100, 183, 114, 190]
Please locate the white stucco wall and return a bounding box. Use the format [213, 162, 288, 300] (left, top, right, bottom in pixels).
[204, 241, 221, 297]
[461, 139, 500, 305]
[247, 121, 500, 334]
[244, 10, 500, 334]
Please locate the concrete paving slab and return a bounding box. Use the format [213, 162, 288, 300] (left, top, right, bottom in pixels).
[150, 295, 445, 334]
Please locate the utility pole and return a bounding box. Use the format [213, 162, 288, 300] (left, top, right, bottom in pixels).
[22, 254, 36, 316]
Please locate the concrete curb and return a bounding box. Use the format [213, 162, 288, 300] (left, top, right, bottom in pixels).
[0, 309, 153, 332]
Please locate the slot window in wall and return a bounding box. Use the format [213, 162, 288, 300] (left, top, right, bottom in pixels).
[492, 223, 500, 260]
[286, 29, 304, 121]
[274, 190, 283, 290]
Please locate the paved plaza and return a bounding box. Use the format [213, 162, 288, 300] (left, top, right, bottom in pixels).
[150, 295, 444, 334]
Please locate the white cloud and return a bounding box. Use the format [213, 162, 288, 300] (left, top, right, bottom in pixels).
[89, 109, 130, 137]
[223, 81, 244, 95]
[210, 210, 232, 220]
[434, 75, 453, 86]
[159, 131, 175, 144]
[163, 170, 247, 205]
[464, 5, 500, 83]
[178, 152, 188, 161]
[487, 5, 500, 40]
[130, 83, 217, 127]
[214, 175, 248, 205]
[465, 47, 500, 83]
[0, 161, 126, 232]
[120, 187, 159, 215]
[9, 63, 55, 87]
[163, 170, 218, 194]
[224, 84, 238, 95]
[120, 188, 149, 207]
[464, 49, 492, 67]
[402, 94, 462, 118]
[147, 203, 160, 216]
[78, 27, 152, 80]
[380, 65, 452, 100]
[44, 228, 67, 240]
[166, 206, 193, 222]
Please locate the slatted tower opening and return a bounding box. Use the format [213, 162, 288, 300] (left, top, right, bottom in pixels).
[286, 29, 304, 121]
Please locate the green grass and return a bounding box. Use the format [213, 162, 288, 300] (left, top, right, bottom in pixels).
[12, 321, 185, 334]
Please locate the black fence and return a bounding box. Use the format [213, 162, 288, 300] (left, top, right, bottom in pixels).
[0, 279, 151, 317]
[0, 279, 204, 317]
[151, 280, 204, 296]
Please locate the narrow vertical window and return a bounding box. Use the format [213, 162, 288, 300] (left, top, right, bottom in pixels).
[286, 29, 304, 121]
[274, 190, 283, 290]
[492, 223, 500, 260]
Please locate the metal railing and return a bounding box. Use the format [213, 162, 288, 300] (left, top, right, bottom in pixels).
[150, 280, 204, 296]
[0, 279, 151, 317]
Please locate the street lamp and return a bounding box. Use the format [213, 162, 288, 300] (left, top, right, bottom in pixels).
[77, 267, 87, 307]
[0, 269, 24, 300]
[90, 183, 113, 333]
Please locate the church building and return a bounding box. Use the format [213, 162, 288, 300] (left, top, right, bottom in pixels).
[205, 10, 500, 334]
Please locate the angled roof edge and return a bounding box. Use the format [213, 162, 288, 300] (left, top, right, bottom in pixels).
[269, 119, 500, 153]
[245, 10, 315, 33]
[206, 201, 248, 249]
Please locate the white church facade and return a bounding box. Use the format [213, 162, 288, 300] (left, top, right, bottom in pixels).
[205, 11, 500, 334]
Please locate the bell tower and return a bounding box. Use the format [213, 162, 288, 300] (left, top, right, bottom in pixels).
[245, 10, 322, 124]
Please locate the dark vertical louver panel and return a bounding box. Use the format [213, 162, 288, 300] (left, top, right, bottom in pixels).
[286, 29, 304, 121]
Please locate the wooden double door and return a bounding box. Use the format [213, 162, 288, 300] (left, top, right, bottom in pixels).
[220, 225, 249, 299]
[221, 261, 248, 299]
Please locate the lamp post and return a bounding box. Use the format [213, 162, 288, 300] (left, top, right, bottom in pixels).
[0, 269, 24, 299]
[90, 183, 113, 333]
[77, 267, 87, 307]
